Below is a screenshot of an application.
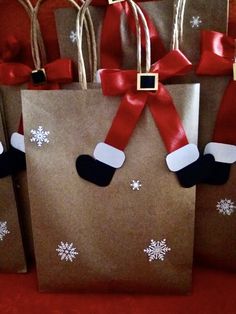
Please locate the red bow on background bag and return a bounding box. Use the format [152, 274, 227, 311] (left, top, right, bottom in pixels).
[196, 30, 236, 185]
[0, 36, 21, 63]
[92, 0, 166, 68]
[76, 50, 204, 188]
[0, 58, 73, 88]
[0, 58, 73, 178]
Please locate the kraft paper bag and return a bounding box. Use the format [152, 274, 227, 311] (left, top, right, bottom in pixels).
[0, 94, 26, 273]
[22, 83, 199, 293]
[55, 0, 228, 74]
[0, 85, 34, 261]
[194, 77, 236, 272]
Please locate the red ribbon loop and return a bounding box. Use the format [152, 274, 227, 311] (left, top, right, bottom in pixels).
[0, 36, 21, 63]
[100, 49, 192, 153]
[197, 30, 234, 75]
[0, 58, 73, 86]
[196, 30, 236, 146]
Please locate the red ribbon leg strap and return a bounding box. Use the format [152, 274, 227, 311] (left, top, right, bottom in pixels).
[201, 80, 236, 185]
[76, 91, 148, 187]
[100, 3, 123, 68]
[147, 84, 204, 188]
[148, 84, 189, 153]
[196, 31, 236, 184]
[213, 80, 236, 145]
[105, 91, 148, 151]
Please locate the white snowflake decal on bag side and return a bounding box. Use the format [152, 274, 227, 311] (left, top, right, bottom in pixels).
[216, 199, 235, 216]
[190, 16, 202, 28]
[56, 242, 78, 262]
[0, 221, 10, 241]
[30, 126, 50, 147]
[130, 180, 142, 191]
[69, 30, 77, 43]
[144, 239, 171, 262]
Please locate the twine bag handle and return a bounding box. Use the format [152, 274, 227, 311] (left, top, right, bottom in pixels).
[171, 0, 186, 51]
[17, 0, 47, 66]
[30, 0, 96, 75]
[76, 0, 151, 90]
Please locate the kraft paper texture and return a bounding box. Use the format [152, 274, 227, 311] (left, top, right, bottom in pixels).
[55, 0, 228, 75]
[0, 85, 34, 261]
[0, 93, 26, 273]
[22, 83, 199, 293]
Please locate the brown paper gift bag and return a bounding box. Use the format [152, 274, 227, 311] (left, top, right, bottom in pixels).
[0, 0, 49, 260]
[0, 0, 78, 260]
[0, 85, 35, 261]
[21, 83, 199, 293]
[21, 1, 199, 292]
[0, 93, 26, 273]
[55, 0, 228, 72]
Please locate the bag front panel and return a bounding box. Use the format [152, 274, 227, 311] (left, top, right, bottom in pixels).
[22, 84, 199, 293]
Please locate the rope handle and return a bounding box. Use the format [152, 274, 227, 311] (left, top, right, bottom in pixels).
[17, 0, 47, 67]
[76, 0, 152, 89]
[18, 0, 96, 77]
[171, 0, 187, 50]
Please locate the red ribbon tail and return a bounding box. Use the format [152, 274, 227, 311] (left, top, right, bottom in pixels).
[148, 84, 189, 153]
[105, 91, 148, 151]
[213, 80, 236, 145]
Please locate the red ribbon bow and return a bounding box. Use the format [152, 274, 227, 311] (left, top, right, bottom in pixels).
[0, 58, 73, 135]
[196, 30, 236, 145]
[92, 0, 166, 68]
[0, 36, 21, 63]
[100, 49, 192, 153]
[0, 58, 73, 88]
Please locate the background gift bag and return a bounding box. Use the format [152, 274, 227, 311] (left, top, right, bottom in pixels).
[193, 30, 236, 271]
[0, 0, 48, 261]
[55, 0, 228, 72]
[0, 0, 74, 261]
[21, 0, 200, 293]
[0, 93, 26, 273]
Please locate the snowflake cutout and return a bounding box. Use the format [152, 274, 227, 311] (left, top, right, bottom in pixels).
[130, 180, 142, 191]
[144, 239, 171, 262]
[56, 242, 78, 262]
[0, 221, 10, 241]
[216, 199, 235, 216]
[30, 126, 50, 147]
[69, 30, 77, 44]
[190, 16, 202, 28]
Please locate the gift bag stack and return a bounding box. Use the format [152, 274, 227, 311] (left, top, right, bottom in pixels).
[0, 0, 235, 294]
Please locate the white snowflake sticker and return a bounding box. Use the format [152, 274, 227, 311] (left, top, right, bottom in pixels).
[216, 199, 235, 216]
[30, 126, 50, 147]
[190, 16, 202, 28]
[130, 180, 142, 191]
[144, 239, 171, 262]
[69, 30, 77, 43]
[0, 221, 10, 241]
[56, 242, 78, 262]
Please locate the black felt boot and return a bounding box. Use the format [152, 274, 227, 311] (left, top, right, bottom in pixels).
[175, 154, 216, 188]
[0, 147, 26, 178]
[200, 157, 231, 185]
[76, 155, 116, 187]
